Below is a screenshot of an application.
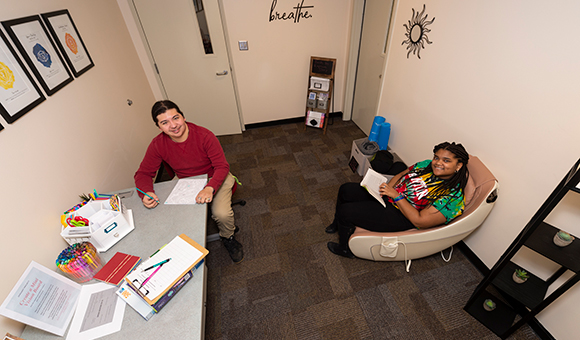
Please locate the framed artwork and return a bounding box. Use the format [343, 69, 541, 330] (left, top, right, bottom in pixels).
[2, 15, 73, 96]
[41, 10, 94, 77]
[0, 29, 45, 124]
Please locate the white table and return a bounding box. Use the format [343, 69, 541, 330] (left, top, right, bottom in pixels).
[21, 176, 208, 340]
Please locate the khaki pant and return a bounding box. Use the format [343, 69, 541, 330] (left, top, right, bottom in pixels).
[211, 172, 236, 238]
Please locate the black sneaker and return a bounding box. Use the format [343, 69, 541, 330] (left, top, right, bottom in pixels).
[325, 223, 338, 234]
[327, 242, 355, 259]
[221, 235, 244, 263]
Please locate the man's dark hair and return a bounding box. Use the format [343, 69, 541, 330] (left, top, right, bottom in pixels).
[151, 100, 184, 127]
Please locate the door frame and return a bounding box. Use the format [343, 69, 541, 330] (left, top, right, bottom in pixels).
[343, 0, 398, 122]
[118, 0, 244, 131]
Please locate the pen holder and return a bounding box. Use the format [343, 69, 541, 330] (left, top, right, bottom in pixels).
[56, 242, 103, 283]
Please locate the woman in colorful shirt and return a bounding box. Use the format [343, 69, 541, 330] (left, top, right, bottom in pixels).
[326, 142, 470, 258]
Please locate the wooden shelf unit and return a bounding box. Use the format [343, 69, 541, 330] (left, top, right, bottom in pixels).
[304, 56, 335, 134]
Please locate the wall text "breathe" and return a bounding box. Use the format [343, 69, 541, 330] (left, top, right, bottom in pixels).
[269, 0, 314, 23]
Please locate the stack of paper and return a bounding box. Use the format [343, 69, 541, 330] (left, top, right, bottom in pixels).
[118, 234, 208, 319]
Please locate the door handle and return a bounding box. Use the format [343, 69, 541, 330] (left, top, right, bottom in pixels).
[216, 70, 228, 76]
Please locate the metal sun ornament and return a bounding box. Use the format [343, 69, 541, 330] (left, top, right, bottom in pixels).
[402, 4, 435, 59]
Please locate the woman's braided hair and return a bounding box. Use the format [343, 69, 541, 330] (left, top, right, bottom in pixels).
[414, 142, 470, 204]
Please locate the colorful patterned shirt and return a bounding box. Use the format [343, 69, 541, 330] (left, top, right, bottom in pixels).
[389, 160, 464, 223]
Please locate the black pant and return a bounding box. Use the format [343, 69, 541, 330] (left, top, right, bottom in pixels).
[330, 183, 414, 248]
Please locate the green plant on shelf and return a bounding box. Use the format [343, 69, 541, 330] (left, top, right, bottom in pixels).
[554, 230, 575, 247]
[515, 269, 529, 280]
[557, 231, 572, 242]
[483, 298, 496, 311]
[512, 268, 529, 284]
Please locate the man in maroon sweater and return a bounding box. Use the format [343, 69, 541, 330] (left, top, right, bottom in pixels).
[134, 100, 243, 263]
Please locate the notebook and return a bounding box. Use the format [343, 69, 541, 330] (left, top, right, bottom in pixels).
[93, 252, 141, 285]
[125, 234, 208, 304]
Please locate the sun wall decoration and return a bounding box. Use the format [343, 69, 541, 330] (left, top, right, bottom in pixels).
[402, 4, 435, 59]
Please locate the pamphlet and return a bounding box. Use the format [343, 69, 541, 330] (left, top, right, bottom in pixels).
[0, 261, 81, 336]
[360, 168, 391, 208]
[66, 283, 125, 340]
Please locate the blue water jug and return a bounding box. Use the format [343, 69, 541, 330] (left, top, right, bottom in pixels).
[368, 116, 385, 142]
[378, 122, 391, 150]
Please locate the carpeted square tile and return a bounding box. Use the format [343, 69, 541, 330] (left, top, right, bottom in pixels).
[206, 120, 540, 340]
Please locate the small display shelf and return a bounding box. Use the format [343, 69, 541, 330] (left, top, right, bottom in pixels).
[304, 56, 335, 134]
[464, 291, 517, 336]
[465, 158, 580, 339]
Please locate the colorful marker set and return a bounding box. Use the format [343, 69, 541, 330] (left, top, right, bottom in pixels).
[63, 200, 88, 215]
[56, 242, 103, 283]
[90, 189, 113, 201]
[109, 194, 121, 212]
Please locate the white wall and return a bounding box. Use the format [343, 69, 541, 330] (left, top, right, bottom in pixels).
[220, 0, 353, 124]
[378, 1, 580, 338]
[0, 0, 156, 335]
[119, 0, 354, 126]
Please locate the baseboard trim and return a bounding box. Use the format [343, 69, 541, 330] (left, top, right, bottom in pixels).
[456, 241, 489, 275]
[457, 241, 555, 340]
[245, 111, 343, 130]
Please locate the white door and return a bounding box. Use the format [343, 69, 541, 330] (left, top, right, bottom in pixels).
[132, 0, 242, 136]
[351, 0, 394, 136]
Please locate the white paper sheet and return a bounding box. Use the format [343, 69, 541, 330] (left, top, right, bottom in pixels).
[164, 178, 207, 205]
[66, 283, 125, 340]
[0, 261, 81, 336]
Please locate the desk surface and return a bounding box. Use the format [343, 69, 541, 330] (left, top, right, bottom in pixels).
[21, 177, 208, 340]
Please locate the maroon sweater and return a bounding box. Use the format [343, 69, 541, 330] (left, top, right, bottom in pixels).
[134, 122, 229, 196]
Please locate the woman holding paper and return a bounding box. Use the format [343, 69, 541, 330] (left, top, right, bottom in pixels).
[325, 142, 469, 258]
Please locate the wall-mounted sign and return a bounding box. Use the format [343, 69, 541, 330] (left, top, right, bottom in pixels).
[402, 4, 435, 59]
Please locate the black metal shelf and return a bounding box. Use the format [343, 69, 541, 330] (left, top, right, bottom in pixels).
[524, 222, 580, 272]
[465, 157, 580, 339]
[464, 291, 516, 337]
[492, 261, 548, 309]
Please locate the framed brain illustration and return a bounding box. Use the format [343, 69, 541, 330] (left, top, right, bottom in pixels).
[41, 10, 94, 78]
[2, 15, 73, 96]
[0, 29, 45, 124]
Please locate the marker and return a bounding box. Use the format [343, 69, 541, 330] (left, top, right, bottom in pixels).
[136, 188, 160, 203]
[149, 244, 167, 258]
[140, 265, 162, 288]
[143, 258, 171, 271]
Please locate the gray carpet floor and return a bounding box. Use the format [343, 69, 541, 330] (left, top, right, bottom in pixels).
[205, 119, 540, 340]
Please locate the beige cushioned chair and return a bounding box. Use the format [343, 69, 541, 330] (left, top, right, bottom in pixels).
[348, 155, 498, 265]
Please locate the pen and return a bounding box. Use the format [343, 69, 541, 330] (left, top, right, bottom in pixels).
[143, 258, 171, 271]
[140, 264, 162, 288]
[136, 187, 160, 203]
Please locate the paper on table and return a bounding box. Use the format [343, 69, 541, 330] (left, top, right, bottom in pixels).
[66, 283, 125, 340]
[164, 178, 207, 205]
[0, 261, 81, 336]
